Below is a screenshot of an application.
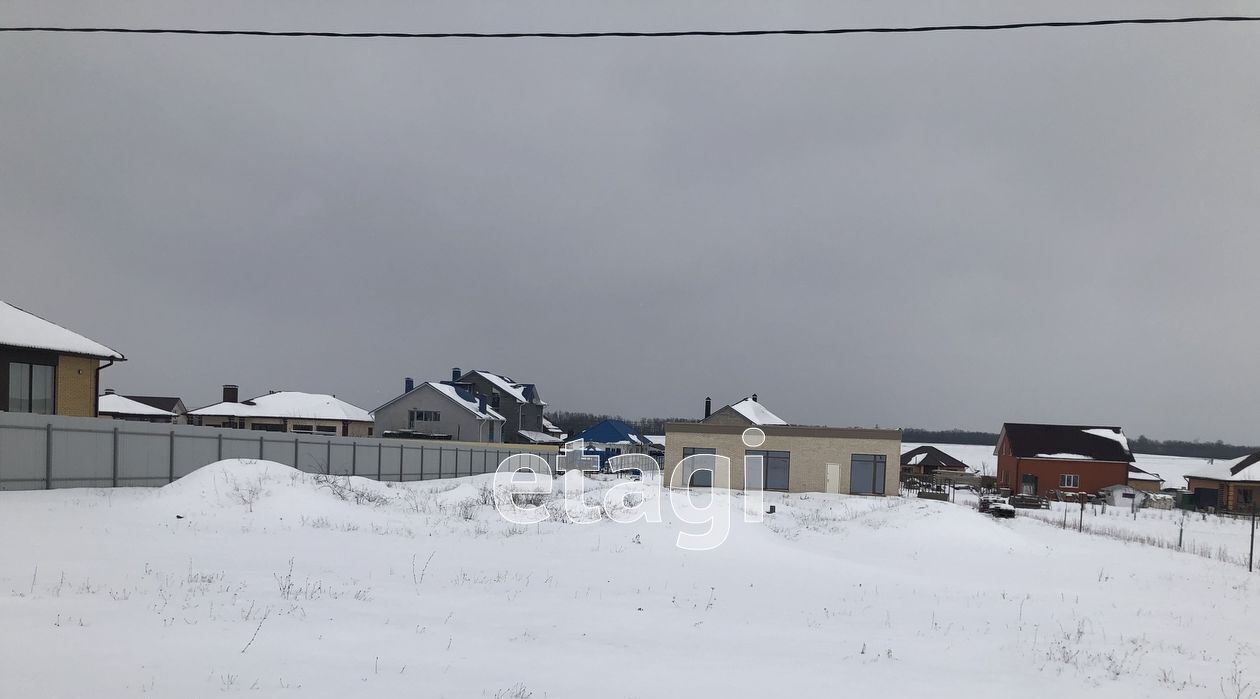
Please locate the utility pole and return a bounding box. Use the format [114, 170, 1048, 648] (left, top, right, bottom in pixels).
[1079, 495, 1085, 532]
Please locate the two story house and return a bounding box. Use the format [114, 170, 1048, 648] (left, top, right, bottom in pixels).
[449, 368, 557, 444]
[374, 377, 506, 442]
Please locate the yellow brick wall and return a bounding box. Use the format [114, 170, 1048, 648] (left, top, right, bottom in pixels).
[664, 427, 901, 495]
[55, 355, 99, 417]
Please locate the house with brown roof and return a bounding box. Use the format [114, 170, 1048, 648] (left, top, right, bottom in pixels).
[995, 423, 1134, 498]
[900, 445, 970, 478]
[0, 300, 124, 417]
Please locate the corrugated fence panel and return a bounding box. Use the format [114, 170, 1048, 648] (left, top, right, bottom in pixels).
[117, 429, 173, 486]
[52, 428, 113, 488]
[0, 413, 559, 491]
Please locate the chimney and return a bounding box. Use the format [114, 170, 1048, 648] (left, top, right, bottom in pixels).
[404, 377, 414, 393]
[223, 384, 239, 403]
[751, 393, 758, 402]
[104, 388, 115, 395]
[704, 396, 712, 418]
[452, 367, 461, 382]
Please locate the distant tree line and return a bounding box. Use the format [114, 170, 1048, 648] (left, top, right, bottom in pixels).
[904, 428, 1257, 460]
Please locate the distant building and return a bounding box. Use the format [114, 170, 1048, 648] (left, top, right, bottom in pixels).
[568, 419, 662, 464]
[373, 377, 506, 442]
[449, 368, 557, 444]
[0, 300, 124, 417]
[189, 385, 373, 437]
[665, 396, 901, 494]
[1126, 465, 1164, 493]
[900, 445, 970, 478]
[995, 423, 1134, 498]
[98, 391, 178, 423]
[699, 394, 787, 426]
[1184, 452, 1260, 513]
[99, 392, 188, 424]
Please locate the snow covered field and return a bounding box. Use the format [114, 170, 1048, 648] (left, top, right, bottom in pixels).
[0, 460, 1256, 698]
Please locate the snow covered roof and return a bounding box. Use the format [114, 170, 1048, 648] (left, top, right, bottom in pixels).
[461, 370, 546, 406]
[729, 398, 787, 425]
[425, 382, 505, 421]
[518, 430, 563, 444]
[1184, 451, 1260, 483]
[0, 300, 124, 360]
[122, 396, 184, 413]
[646, 434, 666, 447]
[542, 417, 563, 434]
[1001, 423, 1133, 463]
[98, 393, 175, 417]
[900, 445, 969, 470]
[190, 392, 372, 422]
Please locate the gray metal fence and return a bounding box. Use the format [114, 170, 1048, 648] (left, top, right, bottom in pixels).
[0, 412, 560, 490]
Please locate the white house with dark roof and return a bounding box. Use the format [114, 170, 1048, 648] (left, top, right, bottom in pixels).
[98, 391, 178, 423]
[373, 378, 507, 442]
[189, 385, 373, 437]
[0, 300, 124, 417]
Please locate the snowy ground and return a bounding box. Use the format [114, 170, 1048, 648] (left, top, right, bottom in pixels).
[0, 460, 1256, 698]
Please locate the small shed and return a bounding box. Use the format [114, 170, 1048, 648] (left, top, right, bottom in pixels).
[1098, 484, 1149, 508]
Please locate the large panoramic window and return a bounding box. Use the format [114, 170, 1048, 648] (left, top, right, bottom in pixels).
[746, 450, 791, 491]
[850, 454, 887, 495]
[409, 410, 440, 429]
[682, 447, 716, 487]
[7, 362, 55, 414]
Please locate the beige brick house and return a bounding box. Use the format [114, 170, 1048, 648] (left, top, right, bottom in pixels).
[664, 397, 901, 495]
[0, 300, 124, 417]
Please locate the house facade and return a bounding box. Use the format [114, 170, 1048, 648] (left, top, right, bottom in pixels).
[190, 385, 373, 437]
[1184, 452, 1260, 513]
[449, 369, 554, 444]
[665, 398, 901, 495]
[900, 445, 970, 478]
[374, 378, 506, 442]
[995, 423, 1134, 498]
[0, 300, 124, 417]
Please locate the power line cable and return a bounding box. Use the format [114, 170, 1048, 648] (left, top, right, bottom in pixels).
[0, 16, 1258, 40]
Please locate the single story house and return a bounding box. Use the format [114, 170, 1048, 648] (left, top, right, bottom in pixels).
[190, 385, 373, 437]
[373, 377, 506, 442]
[1184, 452, 1260, 513]
[1098, 484, 1150, 508]
[568, 419, 662, 465]
[1127, 465, 1164, 493]
[900, 445, 970, 477]
[1, 300, 124, 417]
[665, 397, 901, 495]
[995, 423, 1134, 498]
[98, 390, 178, 423]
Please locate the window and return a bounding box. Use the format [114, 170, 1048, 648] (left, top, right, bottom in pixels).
[490, 391, 501, 409]
[315, 426, 337, 434]
[1241, 488, 1254, 506]
[292, 424, 314, 433]
[746, 450, 791, 491]
[250, 423, 285, 432]
[850, 454, 887, 495]
[8, 362, 55, 414]
[682, 447, 716, 487]
[1060, 474, 1080, 488]
[409, 410, 440, 429]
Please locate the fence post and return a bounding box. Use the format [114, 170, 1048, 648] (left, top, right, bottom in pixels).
[438, 446, 444, 479]
[217, 432, 223, 461]
[326, 439, 332, 475]
[377, 443, 382, 481]
[351, 441, 357, 476]
[259, 434, 264, 459]
[399, 445, 404, 481]
[1250, 503, 1256, 573]
[112, 427, 119, 487]
[294, 437, 299, 468]
[45, 422, 53, 490]
[169, 430, 176, 484]
[419, 446, 425, 480]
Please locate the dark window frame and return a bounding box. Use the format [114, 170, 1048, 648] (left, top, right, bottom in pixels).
[7, 360, 56, 415]
[850, 453, 888, 495]
[745, 449, 791, 491]
[682, 447, 716, 487]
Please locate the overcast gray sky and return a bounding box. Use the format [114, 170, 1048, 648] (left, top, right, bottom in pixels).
[3, 1, 1258, 442]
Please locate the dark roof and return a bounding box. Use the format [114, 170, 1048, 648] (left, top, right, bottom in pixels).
[1001, 423, 1133, 463]
[122, 395, 183, 413]
[900, 445, 969, 470]
[569, 419, 653, 447]
[1230, 452, 1260, 476]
